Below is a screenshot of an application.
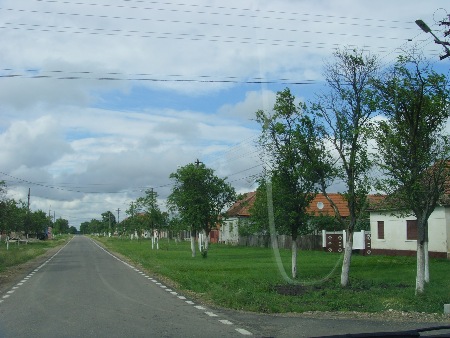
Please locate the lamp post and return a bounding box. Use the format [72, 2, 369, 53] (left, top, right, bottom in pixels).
[415, 19, 450, 60]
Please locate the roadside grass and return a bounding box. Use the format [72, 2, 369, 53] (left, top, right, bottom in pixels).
[96, 237, 450, 314]
[0, 235, 71, 273]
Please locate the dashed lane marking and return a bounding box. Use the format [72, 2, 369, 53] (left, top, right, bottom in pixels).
[91, 239, 254, 336]
[236, 328, 253, 336]
[0, 237, 73, 306]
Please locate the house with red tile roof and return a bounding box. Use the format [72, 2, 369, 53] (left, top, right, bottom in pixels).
[219, 191, 256, 244]
[220, 191, 379, 245]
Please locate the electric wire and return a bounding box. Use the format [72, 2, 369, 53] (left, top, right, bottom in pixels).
[32, 0, 413, 26]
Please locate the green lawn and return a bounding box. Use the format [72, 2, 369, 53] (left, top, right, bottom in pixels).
[95, 237, 450, 314]
[0, 236, 71, 273]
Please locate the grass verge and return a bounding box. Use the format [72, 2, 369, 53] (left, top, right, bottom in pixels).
[97, 237, 449, 314]
[0, 235, 71, 273]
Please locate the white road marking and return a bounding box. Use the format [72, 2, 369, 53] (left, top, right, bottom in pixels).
[89, 238, 254, 337]
[236, 328, 253, 336]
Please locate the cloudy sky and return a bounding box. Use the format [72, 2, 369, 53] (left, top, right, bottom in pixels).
[1, 0, 449, 228]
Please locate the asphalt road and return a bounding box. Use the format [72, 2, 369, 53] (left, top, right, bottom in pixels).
[0, 236, 448, 338]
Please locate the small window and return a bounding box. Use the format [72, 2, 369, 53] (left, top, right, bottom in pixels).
[406, 220, 418, 240]
[377, 221, 384, 239]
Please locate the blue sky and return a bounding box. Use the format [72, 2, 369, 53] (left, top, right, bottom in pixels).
[0, 0, 449, 227]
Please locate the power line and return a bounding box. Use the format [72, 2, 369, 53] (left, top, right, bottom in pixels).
[0, 68, 316, 85]
[0, 9, 414, 42]
[0, 22, 410, 53]
[31, 0, 412, 26]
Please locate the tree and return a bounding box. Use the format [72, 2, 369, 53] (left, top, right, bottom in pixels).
[136, 189, 164, 235]
[310, 48, 379, 287]
[167, 162, 236, 257]
[373, 53, 450, 294]
[30, 210, 51, 236]
[101, 211, 116, 234]
[53, 218, 70, 234]
[255, 88, 327, 278]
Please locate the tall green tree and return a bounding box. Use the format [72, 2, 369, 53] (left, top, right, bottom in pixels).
[310, 48, 379, 287]
[373, 53, 450, 294]
[53, 218, 70, 234]
[101, 211, 116, 234]
[167, 162, 236, 257]
[30, 210, 51, 236]
[255, 88, 329, 278]
[136, 189, 164, 235]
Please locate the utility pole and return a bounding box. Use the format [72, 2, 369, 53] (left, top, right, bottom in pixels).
[26, 188, 30, 240]
[150, 188, 155, 231]
[117, 208, 121, 236]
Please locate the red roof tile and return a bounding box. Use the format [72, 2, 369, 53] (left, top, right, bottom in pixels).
[227, 192, 384, 218]
[226, 191, 256, 217]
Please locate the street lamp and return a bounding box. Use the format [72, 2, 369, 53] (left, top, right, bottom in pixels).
[415, 19, 450, 60]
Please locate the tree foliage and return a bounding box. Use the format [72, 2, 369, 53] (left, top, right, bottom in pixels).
[373, 53, 450, 294]
[310, 48, 380, 287]
[0, 181, 62, 237]
[167, 162, 236, 256]
[255, 88, 332, 278]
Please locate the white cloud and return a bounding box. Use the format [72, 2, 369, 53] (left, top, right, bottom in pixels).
[218, 90, 277, 120]
[0, 116, 73, 171]
[1, 0, 448, 227]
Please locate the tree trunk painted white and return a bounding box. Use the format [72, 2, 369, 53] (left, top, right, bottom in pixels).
[291, 240, 297, 279]
[204, 234, 209, 252]
[416, 241, 425, 294]
[424, 240, 429, 283]
[190, 235, 196, 258]
[340, 235, 353, 287]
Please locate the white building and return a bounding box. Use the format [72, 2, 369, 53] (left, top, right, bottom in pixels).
[370, 206, 450, 259]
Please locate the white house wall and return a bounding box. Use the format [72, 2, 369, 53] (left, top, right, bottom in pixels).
[446, 207, 450, 254]
[219, 218, 239, 244]
[370, 206, 448, 254]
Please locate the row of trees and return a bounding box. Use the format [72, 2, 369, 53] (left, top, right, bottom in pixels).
[79, 48, 448, 296]
[0, 181, 76, 236]
[80, 163, 236, 259]
[80, 190, 169, 236]
[253, 48, 449, 294]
